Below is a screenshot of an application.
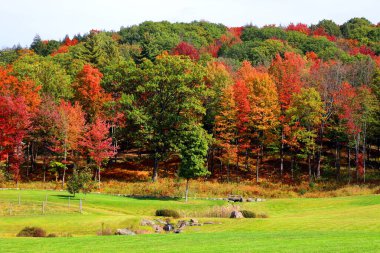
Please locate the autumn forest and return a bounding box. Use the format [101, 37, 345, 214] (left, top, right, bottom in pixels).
[1, 18, 380, 191]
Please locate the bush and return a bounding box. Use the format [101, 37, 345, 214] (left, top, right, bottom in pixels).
[256, 213, 269, 218]
[309, 182, 316, 189]
[17, 227, 46, 237]
[299, 189, 307, 195]
[155, 209, 180, 218]
[241, 210, 256, 218]
[67, 168, 94, 197]
[47, 233, 57, 237]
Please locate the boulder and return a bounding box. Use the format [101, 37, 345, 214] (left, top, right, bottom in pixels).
[177, 220, 187, 229]
[154, 219, 166, 225]
[246, 198, 255, 202]
[230, 211, 244, 218]
[134, 230, 151, 235]
[141, 219, 155, 226]
[115, 228, 136, 236]
[153, 225, 163, 233]
[174, 229, 182, 234]
[189, 219, 202, 226]
[163, 224, 174, 232]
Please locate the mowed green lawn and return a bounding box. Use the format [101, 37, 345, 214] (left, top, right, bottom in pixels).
[0, 189, 379, 252]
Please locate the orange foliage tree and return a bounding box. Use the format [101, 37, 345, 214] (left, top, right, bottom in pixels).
[73, 64, 111, 121]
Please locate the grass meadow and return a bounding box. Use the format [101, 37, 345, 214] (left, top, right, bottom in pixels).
[0, 189, 379, 252]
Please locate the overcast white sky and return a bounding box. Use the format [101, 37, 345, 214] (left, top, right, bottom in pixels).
[1, 0, 379, 48]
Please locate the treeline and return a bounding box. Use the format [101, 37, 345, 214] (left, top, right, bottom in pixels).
[0, 18, 379, 186]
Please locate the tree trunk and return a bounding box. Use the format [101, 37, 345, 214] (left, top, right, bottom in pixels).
[98, 166, 101, 190]
[316, 123, 324, 179]
[355, 133, 360, 183]
[32, 143, 37, 173]
[348, 146, 351, 184]
[308, 154, 312, 181]
[245, 149, 249, 171]
[236, 150, 240, 183]
[43, 159, 46, 183]
[367, 143, 370, 165]
[335, 141, 341, 181]
[26, 143, 30, 179]
[280, 129, 284, 179]
[363, 122, 367, 183]
[62, 167, 66, 188]
[210, 148, 214, 176]
[291, 154, 295, 181]
[63, 139, 67, 188]
[152, 154, 158, 182]
[219, 159, 223, 182]
[256, 148, 260, 183]
[185, 178, 189, 202]
[227, 160, 230, 183]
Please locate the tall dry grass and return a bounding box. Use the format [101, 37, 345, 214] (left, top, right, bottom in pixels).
[2, 179, 379, 199]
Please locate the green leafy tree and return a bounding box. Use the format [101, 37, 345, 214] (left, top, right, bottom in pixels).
[76, 31, 120, 68]
[122, 53, 207, 181]
[287, 88, 325, 180]
[67, 168, 94, 197]
[49, 161, 67, 183]
[12, 54, 73, 100]
[340, 18, 373, 40]
[178, 126, 210, 202]
[30, 35, 60, 56]
[203, 61, 233, 133]
[0, 46, 22, 66]
[315, 19, 342, 37]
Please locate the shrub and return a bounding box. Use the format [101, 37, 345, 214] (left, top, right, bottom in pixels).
[241, 210, 256, 218]
[299, 189, 307, 195]
[67, 168, 94, 197]
[155, 209, 180, 218]
[256, 213, 269, 218]
[17, 227, 46, 237]
[47, 233, 57, 237]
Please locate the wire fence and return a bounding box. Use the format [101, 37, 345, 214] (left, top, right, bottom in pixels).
[0, 195, 84, 216]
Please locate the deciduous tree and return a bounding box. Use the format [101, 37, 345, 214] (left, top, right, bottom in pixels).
[80, 118, 115, 189]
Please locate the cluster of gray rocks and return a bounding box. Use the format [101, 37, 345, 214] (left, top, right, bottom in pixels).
[115, 218, 219, 235]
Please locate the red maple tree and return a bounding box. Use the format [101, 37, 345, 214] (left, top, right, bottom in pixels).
[80, 118, 116, 189]
[286, 23, 310, 35]
[0, 96, 30, 183]
[172, 42, 200, 60]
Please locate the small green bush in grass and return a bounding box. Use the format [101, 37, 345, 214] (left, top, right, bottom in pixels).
[241, 210, 256, 218]
[299, 189, 307, 195]
[155, 209, 180, 218]
[17, 227, 46, 237]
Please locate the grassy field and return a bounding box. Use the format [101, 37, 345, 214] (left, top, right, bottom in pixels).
[0, 189, 380, 252]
